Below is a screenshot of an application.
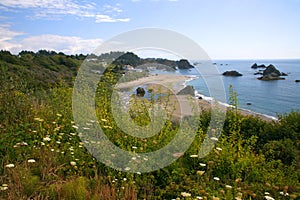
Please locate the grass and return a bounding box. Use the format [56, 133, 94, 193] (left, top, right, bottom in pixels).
[0, 67, 299, 199]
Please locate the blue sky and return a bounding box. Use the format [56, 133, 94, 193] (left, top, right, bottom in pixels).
[0, 0, 300, 59]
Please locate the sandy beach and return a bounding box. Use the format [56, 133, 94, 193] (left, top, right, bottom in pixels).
[116, 74, 277, 122]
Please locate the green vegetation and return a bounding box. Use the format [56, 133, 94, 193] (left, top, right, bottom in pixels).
[0, 50, 299, 199]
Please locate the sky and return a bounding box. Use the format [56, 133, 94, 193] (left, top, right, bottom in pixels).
[0, 0, 300, 59]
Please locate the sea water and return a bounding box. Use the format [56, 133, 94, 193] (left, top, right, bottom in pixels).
[184, 59, 300, 118]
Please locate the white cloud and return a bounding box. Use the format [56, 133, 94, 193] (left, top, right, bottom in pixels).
[95, 14, 130, 23]
[0, 26, 102, 54]
[0, 25, 23, 50]
[0, 0, 130, 23]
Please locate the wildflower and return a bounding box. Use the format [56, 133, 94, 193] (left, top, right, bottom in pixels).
[124, 167, 131, 171]
[51, 149, 54, 152]
[197, 171, 205, 176]
[137, 172, 141, 175]
[181, 192, 191, 197]
[41, 142, 45, 146]
[56, 113, 62, 117]
[132, 146, 137, 149]
[264, 192, 270, 195]
[264, 196, 275, 200]
[235, 178, 242, 183]
[13, 141, 28, 148]
[27, 159, 36, 163]
[280, 191, 289, 196]
[34, 117, 44, 122]
[190, 154, 198, 158]
[123, 178, 127, 181]
[43, 137, 51, 142]
[70, 161, 76, 166]
[103, 125, 112, 129]
[56, 141, 61, 144]
[210, 137, 218, 141]
[5, 164, 15, 168]
[0, 184, 8, 191]
[132, 157, 137, 160]
[196, 197, 203, 199]
[72, 125, 78, 129]
[216, 147, 222, 151]
[143, 157, 148, 161]
[199, 163, 206, 167]
[225, 185, 232, 190]
[213, 177, 220, 181]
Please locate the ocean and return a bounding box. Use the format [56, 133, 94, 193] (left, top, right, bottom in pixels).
[181, 59, 300, 118]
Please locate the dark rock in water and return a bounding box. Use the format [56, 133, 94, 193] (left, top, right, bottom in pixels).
[251, 63, 266, 69]
[258, 64, 285, 81]
[176, 59, 194, 69]
[281, 72, 288, 76]
[177, 85, 195, 96]
[257, 74, 285, 80]
[263, 64, 281, 76]
[136, 87, 146, 97]
[254, 72, 263, 75]
[295, 80, 300, 83]
[222, 70, 243, 76]
[246, 102, 252, 105]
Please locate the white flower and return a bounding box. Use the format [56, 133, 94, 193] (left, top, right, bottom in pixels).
[41, 142, 45, 146]
[123, 178, 127, 181]
[197, 171, 205, 176]
[190, 154, 198, 158]
[27, 159, 36, 163]
[264, 192, 270, 195]
[225, 185, 232, 189]
[216, 147, 222, 151]
[72, 125, 79, 129]
[56, 113, 62, 117]
[56, 141, 61, 144]
[181, 192, 191, 197]
[124, 167, 131, 171]
[132, 157, 137, 160]
[43, 137, 51, 142]
[132, 146, 137, 149]
[213, 177, 220, 181]
[210, 137, 218, 141]
[264, 196, 275, 200]
[196, 196, 203, 199]
[199, 163, 206, 167]
[70, 161, 76, 166]
[5, 164, 15, 168]
[0, 186, 8, 191]
[136, 172, 141, 175]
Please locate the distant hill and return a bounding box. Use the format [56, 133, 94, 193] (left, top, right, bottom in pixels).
[0, 50, 194, 90]
[0, 50, 86, 90]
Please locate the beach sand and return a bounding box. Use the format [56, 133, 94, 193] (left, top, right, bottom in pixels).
[116, 74, 277, 122]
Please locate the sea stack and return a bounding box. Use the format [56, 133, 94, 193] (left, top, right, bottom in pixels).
[257, 64, 286, 80]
